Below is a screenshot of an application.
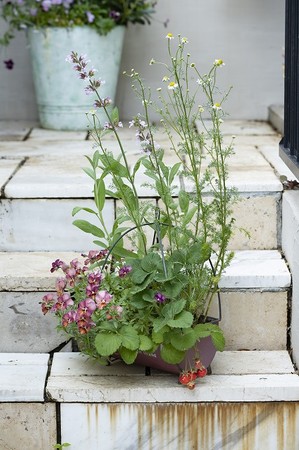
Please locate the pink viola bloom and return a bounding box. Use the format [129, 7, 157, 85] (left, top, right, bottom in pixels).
[87, 271, 102, 285]
[62, 310, 77, 328]
[95, 290, 113, 309]
[65, 267, 77, 286]
[77, 298, 97, 317]
[86, 283, 100, 299]
[83, 249, 108, 265]
[52, 293, 74, 311]
[55, 277, 67, 294]
[41, 293, 56, 315]
[77, 317, 95, 334]
[50, 258, 67, 273]
[118, 265, 132, 278]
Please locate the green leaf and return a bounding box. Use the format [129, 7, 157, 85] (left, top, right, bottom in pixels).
[73, 220, 105, 238]
[72, 206, 97, 217]
[94, 178, 105, 212]
[187, 242, 211, 264]
[182, 206, 198, 226]
[83, 166, 96, 180]
[119, 347, 138, 364]
[170, 329, 197, 351]
[152, 326, 169, 344]
[152, 317, 169, 333]
[93, 240, 107, 248]
[211, 330, 225, 352]
[130, 268, 149, 284]
[141, 252, 161, 273]
[139, 335, 154, 351]
[119, 325, 140, 351]
[161, 299, 186, 320]
[94, 332, 122, 356]
[178, 190, 189, 214]
[110, 106, 119, 123]
[169, 162, 181, 184]
[167, 310, 194, 329]
[160, 343, 185, 364]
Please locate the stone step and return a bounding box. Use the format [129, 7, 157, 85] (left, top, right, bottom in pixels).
[0, 122, 283, 251]
[0, 250, 290, 353]
[1, 350, 298, 450]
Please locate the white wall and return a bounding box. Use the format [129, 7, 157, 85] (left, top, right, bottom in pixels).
[0, 0, 284, 122]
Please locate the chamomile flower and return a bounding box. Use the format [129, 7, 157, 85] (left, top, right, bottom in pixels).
[168, 81, 178, 90]
[214, 59, 225, 67]
[166, 33, 174, 39]
[213, 103, 222, 110]
[162, 76, 170, 82]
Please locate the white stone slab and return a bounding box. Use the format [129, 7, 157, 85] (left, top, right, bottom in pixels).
[29, 128, 88, 140]
[0, 252, 78, 291]
[0, 403, 56, 450]
[0, 250, 290, 291]
[0, 121, 37, 141]
[0, 158, 23, 190]
[196, 120, 277, 136]
[211, 350, 294, 374]
[0, 291, 68, 352]
[0, 198, 114, 251]
[0, 139, 93, 158]
[47, 352, 299, 403]
[4, 155, 94, 198]
[219, 250, 291, 288]
[219, 290, 287, 351]
[0, 353, 49, 401]
[260, 145, 299, 182]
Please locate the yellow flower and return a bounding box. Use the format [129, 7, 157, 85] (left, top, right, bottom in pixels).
[213, 103, 222, 110]
[168, 81, 178, 90]
[166, 33, 174, 39]
[214, 59, 225, 67]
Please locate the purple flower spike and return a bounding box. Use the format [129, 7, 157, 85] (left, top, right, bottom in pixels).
[86, 11, 95, 23]
[154, 292, 166, 303]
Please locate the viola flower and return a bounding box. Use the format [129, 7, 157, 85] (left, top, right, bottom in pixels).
[52, 293, 74, 311]
[50, 258, 67, 273]
[77, 298, 97, 317]
[4, 59, 14, 70]
[88, 271, 102, 285]
[109, 10, 121, 20]
[55, 277, 67, 294]
[77, 317, 95, 334]
[86, 283, 100, 299]
[155, 292, 166, 303]
[61, 310, 76, 328]
[95, 290, 113, 309]
[41, 293, 56, 315]
[119, 265, 132, 278]
[65, 267, 77, 286]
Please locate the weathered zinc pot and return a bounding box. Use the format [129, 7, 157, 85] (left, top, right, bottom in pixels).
[133, 318, 219, 375]
[28, 26, 125, 130]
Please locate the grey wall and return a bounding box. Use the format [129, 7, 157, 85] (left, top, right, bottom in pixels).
[0, 0, 284, 122]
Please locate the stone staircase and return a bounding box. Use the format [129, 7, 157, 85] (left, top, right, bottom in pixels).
[1, 120, 299, 450]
